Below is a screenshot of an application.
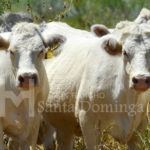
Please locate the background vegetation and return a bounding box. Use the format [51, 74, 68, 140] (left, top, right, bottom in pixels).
[1, 0, 150, 30]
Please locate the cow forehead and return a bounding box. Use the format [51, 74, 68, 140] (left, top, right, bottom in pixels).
[123, 35, 150, 55]
[12, 22, 39, 34]
[121, 23, 150, 35]
[117, 23, 150, 47]
[9, 22, 45, 52]
[9, 34, 44, 52]
[116, 21, 150, 33]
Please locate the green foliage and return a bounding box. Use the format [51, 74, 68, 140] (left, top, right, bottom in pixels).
[0, 0, 11, 15]
[62, 0, 150, 29]
[99, 124, 127, 150]
[136, 124, 150, 150]
[1, 0, 150, 29]
[0, 0, 20, 15]
[73, 137, 86, 150]
[9, 0, 74, 22]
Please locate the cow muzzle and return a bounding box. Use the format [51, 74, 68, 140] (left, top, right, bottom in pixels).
[18, 73, 39, 90]
[132, 75, 150, 91]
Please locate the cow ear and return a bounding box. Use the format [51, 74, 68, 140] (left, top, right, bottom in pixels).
[42, 33, 66, 56]
[134, 8, 150, 24]
[44, 34, 66, 48]
[0, 32, 10, 50]
[102, 37, 122, 55]
[91, 24, 110, 37]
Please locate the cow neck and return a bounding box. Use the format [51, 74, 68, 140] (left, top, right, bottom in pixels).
[112, 59, 128, 102]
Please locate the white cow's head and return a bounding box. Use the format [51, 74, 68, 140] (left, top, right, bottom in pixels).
[101, 22, 150, 91]
[0, 23, 66, 90]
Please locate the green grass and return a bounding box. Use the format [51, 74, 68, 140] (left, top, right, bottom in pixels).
[2, 0, 150, 29]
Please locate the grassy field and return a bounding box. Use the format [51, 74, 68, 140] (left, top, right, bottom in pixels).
[33, 123, 150, 150]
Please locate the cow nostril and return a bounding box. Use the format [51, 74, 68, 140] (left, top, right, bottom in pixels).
[145, 78, 150, 85]
[18, 75, 24, 83]
[132, 77, 138, 84]
[31, 74, 38, 84]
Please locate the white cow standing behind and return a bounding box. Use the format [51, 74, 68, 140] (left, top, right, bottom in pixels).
[0, 22, 66, 150]
[42, 18, 150, 150]
[41, 21, 110, 39]
[40, 21, 111, 150]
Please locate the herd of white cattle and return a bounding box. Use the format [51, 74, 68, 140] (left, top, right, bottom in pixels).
[0, 8, 150, 150]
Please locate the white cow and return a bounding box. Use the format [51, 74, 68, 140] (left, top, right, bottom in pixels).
[42, 20, 150, 150]
[85, 8, 150, 150]
[124, 7, 150, 149]
[0, 22, 66, 150]
[40, 21, 112, 150]
[41, 21, 111, 39]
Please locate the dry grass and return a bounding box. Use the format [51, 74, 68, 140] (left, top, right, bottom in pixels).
[35, 127, 128, 150]
[35, 134, 127, 150]
[5, 123, 150, 150]
[73, 135, 127, 150]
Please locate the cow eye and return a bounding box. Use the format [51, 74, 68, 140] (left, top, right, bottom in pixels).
[38, 49, 44, 57]
[123, 51, 129, 58]
[10, 50, 15, 56]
